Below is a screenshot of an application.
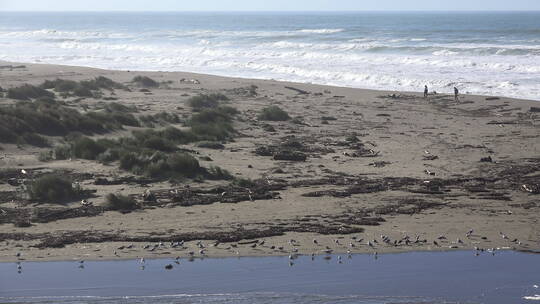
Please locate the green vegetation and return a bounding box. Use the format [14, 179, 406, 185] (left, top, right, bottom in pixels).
[189, 108, 236, 141]
[187, 93, 229, 109]
[28, 174, 80, 204]
[196, 141, 225, 149]
[20, 132, 49, 147]
[41, 77, 125, 98]
[139, 112, 181, 128]
[0, 98, 139, 146]
[132, 76, 159, 88]
[38, 150, 54, 162]
[104, 193, 139, 212]
[102, 102, 137, 113]
[50, 125, 232, 180]
[7, 84, 54, 100]
[258, 105, 290, 121]
[206, 166, 233, 180]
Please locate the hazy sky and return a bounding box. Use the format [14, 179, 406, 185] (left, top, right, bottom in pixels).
[1, 0, 539, 11]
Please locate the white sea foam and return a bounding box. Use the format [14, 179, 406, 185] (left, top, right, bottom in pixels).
[297, 28, 345, 34]
[524, 295, 540, 301]
[1, 23, 539, 100]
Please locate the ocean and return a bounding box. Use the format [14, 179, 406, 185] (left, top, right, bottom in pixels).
[1, 251, 539, 304]
[0, 11, 539, 100]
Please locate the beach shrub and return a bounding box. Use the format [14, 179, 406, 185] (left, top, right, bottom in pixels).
[0, 98, 142, 146]
[166, 153, 201, 177]
[139, 112, 181, 127]
[189, 108, 235, 140]
[232, 177, 258, 188]
[7, 84, 55, 100]
[20, 132, 49, 147]
[70, 137, 107, 160]
[104, 193, 139, 211]
[41, 79, 79, 92]
[73, 86, 93, 97]
[345, 134, 360, 143]
[196, 141, 225, 149]
[86, 76, 126, 90]
[132, 76, 159, 88]
[206, 166, 233, 180]
[187, 93, 229, 109]
[28, 175, 78, 203]
[40, 77, 125, 98]
[103, 102, 136, 113]
[258, 106, 290, 121]
[38, 150, 54, 162]
[0, 125, 18, 143]
[53, 145, 72, 160]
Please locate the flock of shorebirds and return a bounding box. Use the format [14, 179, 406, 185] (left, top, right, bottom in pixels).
[12, 229, 527, 272]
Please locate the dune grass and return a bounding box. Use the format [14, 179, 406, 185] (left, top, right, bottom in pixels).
[0, 98, 139, 146]
[187, 93, 229, 110]
[104, 193, 139, 212]
[41, 77, 126, 98]
[7, 84, 55, 100]
[139, 112, 181, 128]
[28, 174, 80, 204]
[258, 105, 290, 121]
[132, 76, 159, 88]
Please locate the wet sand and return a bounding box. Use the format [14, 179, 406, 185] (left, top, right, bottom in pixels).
[0, 61, 539, 263]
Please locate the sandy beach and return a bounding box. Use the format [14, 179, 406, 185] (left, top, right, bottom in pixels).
[0, 61, 538, 263]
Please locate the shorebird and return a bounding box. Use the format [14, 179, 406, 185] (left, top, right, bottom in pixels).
[313, 239, 318, 245]
[16, 252, 21, 258]
[81, 199, 92, 207]
[140, 257, 145, 263]
[466, 229, 474, 237]
[165, 264, 173, 270]
[20, 169, 27, 175]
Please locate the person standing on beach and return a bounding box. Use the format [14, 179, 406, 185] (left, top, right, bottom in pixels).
[424, 85, 428, 98]
[454, 87, 459, 102]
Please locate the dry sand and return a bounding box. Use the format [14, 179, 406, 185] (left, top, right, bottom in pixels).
[0, 61, 538, 262]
